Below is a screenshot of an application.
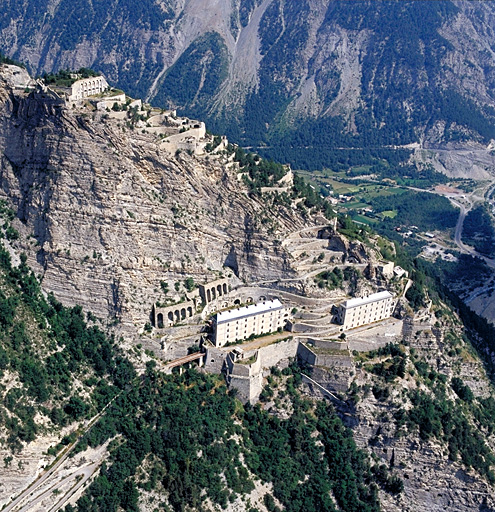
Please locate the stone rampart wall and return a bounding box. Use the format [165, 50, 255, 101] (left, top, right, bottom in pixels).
[96, 93, 126, 110]
[199, 278, 229, 305]
[154, 299, 198, 328]
[257, 338, 298, 368]
[229, 373, 263, 403]
[159, 125, 207, 155]
[310, 366, 352, 393]
[206, 336, 352, 402]
[231, 353, 262, 377]
[312, 339, 348, 351]
[221, 339, 298, 403]
[297, 343, 317, 365]
[147, 112, 177, 126]
[292, 322, 325, 333]
[315, 352, 353, 368]
[204, 346, 226, 374]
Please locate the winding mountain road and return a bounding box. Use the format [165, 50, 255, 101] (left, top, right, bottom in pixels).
[13, 463, 98, 512]
[445, 192, 495, 270]
[453, 199, 467, 248]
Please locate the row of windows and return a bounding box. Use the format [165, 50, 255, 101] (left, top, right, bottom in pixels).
[348, 315, 391, 324]
[224, 319, 282, 337]
[226, 321, 276, 332]
[233, 313, 278, 324]
[225, 324, 278, 339]
[349, 302, 391, 313]
[346, 312, 392, 328]
[350, 307, 391, 318]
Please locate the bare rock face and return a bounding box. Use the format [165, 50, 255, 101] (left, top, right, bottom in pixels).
[320, 230, 367, 264]
[348, 318, 495, 512]
[0, 66, 306, 336]
[4, 1, 495, 151]
[0, 64, 34, 90]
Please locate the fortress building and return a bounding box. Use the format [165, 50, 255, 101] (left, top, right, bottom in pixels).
[68, 76, 109, 102]
[336, 290, 396, 330]
[199, 278, 229, 305]
[214, 299, 290, 347]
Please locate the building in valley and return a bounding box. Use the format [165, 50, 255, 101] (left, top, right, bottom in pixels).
[213, 299, 290, 347]
[335, 291, 396, 330]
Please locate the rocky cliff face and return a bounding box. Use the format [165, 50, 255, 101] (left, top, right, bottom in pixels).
[3, 1, 495, 165]
[338, 314, 495, 512]
[0, 65, 305, 336]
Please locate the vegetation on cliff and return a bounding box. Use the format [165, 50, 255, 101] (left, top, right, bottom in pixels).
[41, 67, 100, 87]
[349, 252, 495, 488]
[67, 364, 393, 512]
[0, 234, 392, 512]
[0, 50, 24, 68]
[1, 37, 495, 511]
[0, 203, 389, 511]
[4, 2, 495, 169]
[0, 202, 135, 454]
[462, 205, 495, 258]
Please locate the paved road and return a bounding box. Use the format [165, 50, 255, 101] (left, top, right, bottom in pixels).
[407, 179, 495, 269]
[463, 285, 494, 305]
[48, 463, 98, 512]
[450, 197, 470, 249]
[3, 394, 120, 512]
[447, 196, 495, 270]
[11, 463, 98, 512]
[3, 445, 76, 512]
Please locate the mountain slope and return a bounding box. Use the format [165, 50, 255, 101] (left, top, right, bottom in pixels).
[3, 1, 495, 168]
[0, 64, 312, 338]
[2, 65, 495, 512]
[0, 210, 388, 512]
[0, 204, 136, 502]
[2, 210, 495, 511]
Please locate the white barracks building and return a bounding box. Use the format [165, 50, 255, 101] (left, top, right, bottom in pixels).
[214, 299, 290, 347]
[68, 76, 109, 102]
[336, 291, 396, 330]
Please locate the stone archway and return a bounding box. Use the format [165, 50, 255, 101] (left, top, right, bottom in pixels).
[168, 312, 174, 323]
[181, 308, 186, 320]
[207, 289, 211, 302]
[223, 283, 228, 294]
[175, 310, 180, 322]
[217, 284, 222, 296]
[157, 313, 164, 329]
[187, 306, 193, 317]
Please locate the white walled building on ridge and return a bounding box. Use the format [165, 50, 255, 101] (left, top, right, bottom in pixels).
[68, 76, 109, 102]
[336, 291, 396, 330]
[214, 299, 290, 347]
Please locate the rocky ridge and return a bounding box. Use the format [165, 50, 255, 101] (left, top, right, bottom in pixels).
[2, 65, 495, 512]
[347, 314, 495, 512]
[0, 64, 309, 337]
[4, 1, 495, 154]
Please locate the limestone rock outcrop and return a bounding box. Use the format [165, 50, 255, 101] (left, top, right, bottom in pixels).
[0, 65, 306, 337]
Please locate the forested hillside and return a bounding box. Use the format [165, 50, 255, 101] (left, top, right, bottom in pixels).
[3, 5, 495, 507]
[0, 203, 395, 511]
[3, 193, 495, 510]
[0, 200, 135, 455]
[2, 1, 495, 168]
